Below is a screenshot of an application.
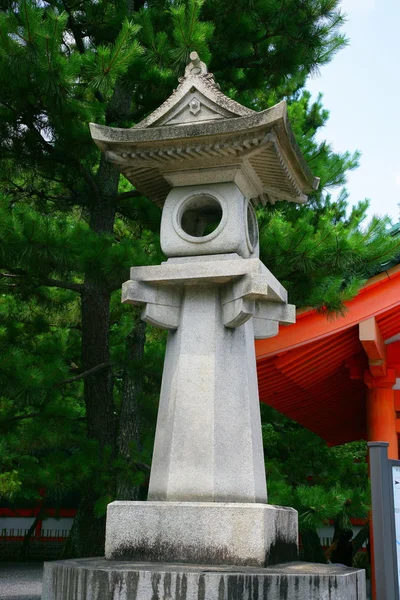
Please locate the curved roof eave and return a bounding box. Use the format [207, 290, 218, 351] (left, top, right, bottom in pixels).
[256, 263, 400, 359]
[89, 100, 319, 195]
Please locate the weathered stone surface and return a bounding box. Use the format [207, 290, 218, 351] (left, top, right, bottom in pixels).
[89, 53, 319, 208]
[121, 256, 294, 505]
[147, 286, 267, 503]
[160, 183, 259, 259]
[42, 559, 366, 600]
[80, 50, 352, 600]
[127, 256, 267, 287]
[134, 52, 255, 129]
[123, 255, 292, 334]
[127, 256, 288, 302]
[105, 502, 298, 566]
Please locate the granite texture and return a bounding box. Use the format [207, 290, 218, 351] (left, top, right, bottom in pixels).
[105, 501, 298, 566]
[160, 183, 259, 259]
[127, 256, 269, 286]
[42, 558, 366, 600]
[121, 257, 294, 503]
[89, 53, 319, 209]
[147, 286, 267, 503]
[66, 51, 362, 600]
[122, 256, 293, 335]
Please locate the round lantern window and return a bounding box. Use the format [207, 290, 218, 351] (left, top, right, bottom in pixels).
[245, 200, 259, 253]
[174, 193, 227, 243]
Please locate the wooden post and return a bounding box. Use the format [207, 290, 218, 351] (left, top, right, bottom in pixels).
[365, 369, 397, 459]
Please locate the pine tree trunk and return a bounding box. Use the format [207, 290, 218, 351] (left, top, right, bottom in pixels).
[63, 491, 108, 559]
[19, 505, 46, 560]
[82, 194, 117, 450]
[117, 318, 147, 500]
[352, 521, 369, 556]
[301, 529, 327, 563]
[68, 195, 119, 557]
[68, 82, 138, 556]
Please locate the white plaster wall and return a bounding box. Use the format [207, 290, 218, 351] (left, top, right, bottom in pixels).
[317, 525, 366, 548]
[0, 517, 35, 535]
[40, 518, 73, 537]
[0, 516, 73, 537]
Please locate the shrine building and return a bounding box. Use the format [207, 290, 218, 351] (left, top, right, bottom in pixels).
[256, 231, 400, 460]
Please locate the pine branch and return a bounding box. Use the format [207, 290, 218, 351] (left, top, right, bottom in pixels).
[115, 190, 142, 201]
[78, 164, 101, 200]
[108, 281, 125, 293]
[19, 502, 47, 560]
[41, 277, 84, 293]
[2, 266, 83, 294]
[55, 362, 110, 386]
[23, 114, 101, 201]
[61, 0, 85, 53]
[135, 461, 150, 473]
[352, 521, 369, 556]
[2, 412, 40, 425]
[61, 0, 105, 103]
[132, 0, 146, 10]
[308, 146, 327, 164]
[366, 240, 400, 265]
[5, 182, 90, 208]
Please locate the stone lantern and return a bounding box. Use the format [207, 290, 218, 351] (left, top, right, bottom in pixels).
[42, 53, 366, 600]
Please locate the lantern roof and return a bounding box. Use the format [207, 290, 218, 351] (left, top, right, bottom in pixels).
[90, 52, 319, 208]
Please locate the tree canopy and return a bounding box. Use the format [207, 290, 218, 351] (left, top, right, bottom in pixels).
[0, 0, 398, 557]
[261, 404, 370, 563]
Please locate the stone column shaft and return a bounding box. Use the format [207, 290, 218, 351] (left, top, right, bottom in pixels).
[148, 285, 267, 503]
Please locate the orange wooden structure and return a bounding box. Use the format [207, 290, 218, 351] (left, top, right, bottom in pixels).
[256, 264, 400, 598]
[256, 264, 400, 456]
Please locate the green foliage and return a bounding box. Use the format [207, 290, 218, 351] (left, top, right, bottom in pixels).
[203, 0, 348, 103]
[0, 0, 396, 557]
[169, 0, 214, 69]
[258, 90, 399, 311]
[259, 202, 399, 312]
[262, 404, 370, 561]
[84, 20, 143, 96]
[0, 470, 22, 498]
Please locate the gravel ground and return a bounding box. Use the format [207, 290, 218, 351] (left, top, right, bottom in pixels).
[0, 562, 43, 600]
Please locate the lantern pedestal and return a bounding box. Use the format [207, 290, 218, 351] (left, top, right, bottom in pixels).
[104, 501, 298, 566]
[42, 558, 366, 600]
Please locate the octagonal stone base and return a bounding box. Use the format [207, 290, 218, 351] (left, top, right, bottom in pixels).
[105, 501, 298, 567]
[42, 559, 366, 600]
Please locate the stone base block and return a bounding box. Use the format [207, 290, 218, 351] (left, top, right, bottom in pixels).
[105, 501, 298, 567]
[42, 559, 366, 600]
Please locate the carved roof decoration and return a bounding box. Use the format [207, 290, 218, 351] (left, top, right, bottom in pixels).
[134, 53, 255, 129]
[90, 52, 319, 208]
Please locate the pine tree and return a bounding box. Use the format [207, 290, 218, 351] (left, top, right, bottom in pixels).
[258, 91, 400, 312]
[261, 405, 370, 563]
[0, 0, 398, 556]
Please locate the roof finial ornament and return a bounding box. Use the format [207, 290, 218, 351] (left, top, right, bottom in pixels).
[184, 51, 208, 78]
[189, 51, 201, 66]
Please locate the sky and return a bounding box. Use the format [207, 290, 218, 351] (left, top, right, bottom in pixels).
[306, 0, 400, 224]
